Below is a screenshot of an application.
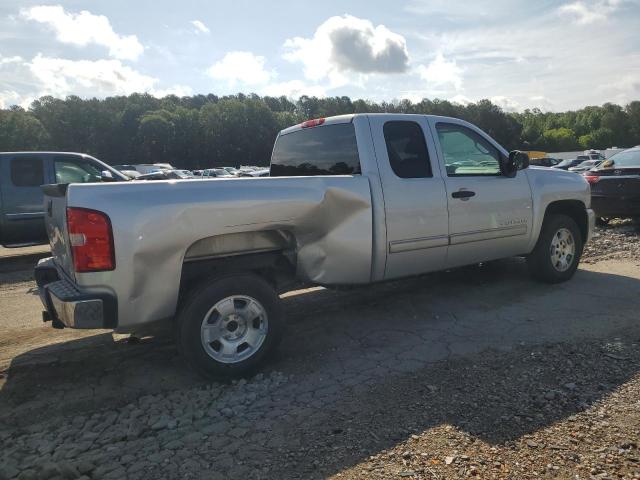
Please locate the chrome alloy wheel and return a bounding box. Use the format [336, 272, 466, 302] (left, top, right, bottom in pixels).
[550, 227, 575, 272]
[200, 295, 268, 363]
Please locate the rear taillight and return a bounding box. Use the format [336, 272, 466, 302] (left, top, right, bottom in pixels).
[66, 207, 115, 272]
[301, 118, 325, 128]
[584, 175, 600, 184]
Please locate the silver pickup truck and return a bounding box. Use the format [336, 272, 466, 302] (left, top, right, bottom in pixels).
[36, 114, 595, 377]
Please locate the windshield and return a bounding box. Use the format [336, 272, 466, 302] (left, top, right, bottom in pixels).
[602, 149, 640, 168]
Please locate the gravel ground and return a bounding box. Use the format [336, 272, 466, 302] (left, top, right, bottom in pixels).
[583, 219, 640, 263]
[0, 223, 639, 480]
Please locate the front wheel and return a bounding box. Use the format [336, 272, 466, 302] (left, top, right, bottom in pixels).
[176, 273, 284, 378]
[527, 214, 583, 283]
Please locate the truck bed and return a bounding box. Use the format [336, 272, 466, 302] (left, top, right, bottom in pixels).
[45, 176, 374, 331]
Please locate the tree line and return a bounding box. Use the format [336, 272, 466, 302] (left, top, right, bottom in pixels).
[1, 93, 639, 169]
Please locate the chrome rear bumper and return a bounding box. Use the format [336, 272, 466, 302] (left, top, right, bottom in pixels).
[35, 257, 117, 329]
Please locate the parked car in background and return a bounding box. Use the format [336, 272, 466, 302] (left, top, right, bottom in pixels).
[36, 114, 593, 377]
[239, 169, 270, 177]
[200, 168, 234, 178]
[222, 167, 240, 176]
[529, 157, 561, 167]
[0, 152, 127, 247]
[568, 160, 604, 172]
[112, 165, 141, 179]
[552, 158, 584, 170]
[114, 163, 176, 175]
[583, 146, 640, 224]
[582, 150, 605, 161]
[136, 169, 193, 181]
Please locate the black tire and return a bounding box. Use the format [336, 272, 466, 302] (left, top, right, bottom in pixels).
[176, 273, 284, 378]
[527, 214, 583, 284]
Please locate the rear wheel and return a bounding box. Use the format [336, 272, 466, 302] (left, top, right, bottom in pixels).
[527, 214, 583, 283]
[177, 273, 284, 378]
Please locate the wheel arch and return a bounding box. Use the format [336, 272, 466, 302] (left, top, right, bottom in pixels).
[543, 200, 589, 244]
[179, 230, 298, 304]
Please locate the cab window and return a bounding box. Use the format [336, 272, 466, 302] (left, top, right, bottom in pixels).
[436, 123, 501, 176]
[54, 156, 103, 184]
[383, 121, 432, 178]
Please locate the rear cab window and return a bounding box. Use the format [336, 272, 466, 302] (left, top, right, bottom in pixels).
[270, 123, 361, 176]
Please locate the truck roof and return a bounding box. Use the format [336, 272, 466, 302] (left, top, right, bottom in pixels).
[0, 151, 95, 157]
[279, 113, 466, 136]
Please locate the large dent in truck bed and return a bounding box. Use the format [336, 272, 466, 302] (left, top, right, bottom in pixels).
[293, 186, 372, 283]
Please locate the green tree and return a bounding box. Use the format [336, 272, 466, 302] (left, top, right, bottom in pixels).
[542, 128, 579, 151]
[137, 111, 174, 163]
[3, 92, 639, 166]
[0, 108, 50, 150]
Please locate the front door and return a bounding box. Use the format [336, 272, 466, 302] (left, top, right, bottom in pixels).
[429, 120, 533, 268]
[369, 115, 449, 279]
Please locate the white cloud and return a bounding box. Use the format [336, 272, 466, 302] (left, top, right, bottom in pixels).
[207, 51, 273, 86]
[558, 0, 621, 24]
[417, 53, 463, 91]
[0, 90, 21, 109]
[20, 5, 144, 61]
[0, 54, 23, 66]
[450, 94, 472, 105]
[490, 95, 520, 112]
[151, 84, 193, 98]
[0, 52, 195, 106]
[283, 15, 409, 86]
[28, 54, 157, 97]
[262, 80, 326, 98]
[191, 20, 210, 34]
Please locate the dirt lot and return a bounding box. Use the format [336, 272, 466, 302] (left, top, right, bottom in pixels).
[1, 224, 639, 480]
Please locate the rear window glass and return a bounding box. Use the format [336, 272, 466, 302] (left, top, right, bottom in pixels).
[270, 123, 361, 177]
[11, 157, 44, 187]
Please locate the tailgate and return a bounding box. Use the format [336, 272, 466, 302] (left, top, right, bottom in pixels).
[42, 184, 75, 278]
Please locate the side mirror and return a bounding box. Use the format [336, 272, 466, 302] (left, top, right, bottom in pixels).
[100, 170, 117, 182]
[501, 151, 529, 178]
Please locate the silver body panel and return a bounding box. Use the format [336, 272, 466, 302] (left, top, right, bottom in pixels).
[43, 115, 593, 333]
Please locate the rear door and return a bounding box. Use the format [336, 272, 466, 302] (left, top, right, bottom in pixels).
[368, 115, 449, 279]
[0, 154, 52, 245]
[429, 119, 533, 268]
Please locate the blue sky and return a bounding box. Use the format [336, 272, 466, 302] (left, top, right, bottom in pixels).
[1, 0, 639, 111]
